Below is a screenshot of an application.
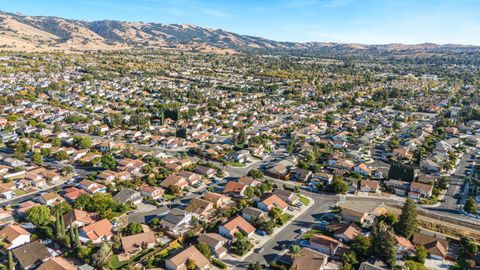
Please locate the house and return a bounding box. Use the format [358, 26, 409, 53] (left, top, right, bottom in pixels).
[165, 245, 210, 270]
[185, 197, 214, 219]
[160, 175, 189, 189]
[228, 150, 251, 163]
[341, 208, 372, 226]
[197, 233, 229, 258]
[37, 257, 76, 270]
[412, 233, 448, 260]
[0, 209, 14, 226]
[203, 192, 232, 208]
[384, 180, 410, 196]
[12, 240, 51, 270]
[121, 230, 156, 255]
[39, 192, 65, 206]
[354, 163, 371, 176]
[311, 172, 334, 185]
[0, 224, 31, 249]
[292, 168, 312, 182]
[113, 188, 143, 205]
[78, 180, 106, 194]
[79, 219, 113, 244]
[257, 194, 289, 212]
[178, 171, 201, 185]
[63, 187, 87, 202]
[238, 176, 260, 187]
[242, 207, 269, 223]
[291, 248, 328, 270]
[266, 164, 289, 179]
[222, 181, 247, 197]
[309, 234, 341, 256]
[273, 189, 300, 205]
[63, 209, 95, 229]
[159, 209, 193, 236]
[329, 222, 362, 242]
[195, 166, 216, 178]
[409, 182, 433, 199]
[219, 216, 255, 239]
[139, 185, 164, 200]
[359, 180, 380, 193]
[393, 234, 415, 259]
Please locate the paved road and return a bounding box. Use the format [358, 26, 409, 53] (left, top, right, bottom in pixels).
[231, 192, 339, 269]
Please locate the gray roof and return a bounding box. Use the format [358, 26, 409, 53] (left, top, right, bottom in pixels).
[160, 208, 188, 229]
[113, 188, 141, 203]
[128, 207, 170, 224]
[12, 241, 51, 269]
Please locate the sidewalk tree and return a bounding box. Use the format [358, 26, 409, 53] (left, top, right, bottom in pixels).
[329, 176, 348, 194]
[396, 198, 417, 238]
[196, 242, 211, 258]
[464, 197, 478, 214]
[27, 205, 51, 227]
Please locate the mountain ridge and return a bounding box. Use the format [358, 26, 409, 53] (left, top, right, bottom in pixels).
[0, 10, 479, 53]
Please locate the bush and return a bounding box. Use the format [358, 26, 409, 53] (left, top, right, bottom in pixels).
[211, 258, 227, 269]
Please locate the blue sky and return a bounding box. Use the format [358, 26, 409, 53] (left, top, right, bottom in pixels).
[1, 0, 480, 45]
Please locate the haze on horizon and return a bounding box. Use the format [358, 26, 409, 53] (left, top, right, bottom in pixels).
[1, 0, 479, 45]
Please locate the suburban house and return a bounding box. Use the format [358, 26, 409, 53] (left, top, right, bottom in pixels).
[185, 197, 215, 219]
[197, 233, 229, 258]
[273, 189, 300, 205]
[222, 181, 247, 198]
[159, 209, 193, 236]
[177, 171, 202, 185]
[63, 209, 95, 229]
[354, 163, 371, 176]
[79, 219, 113, 244]
[359, 180, 380, 193]
[412, 233, 448, 260]
[78, 180, 106, 194]
[309, 234, 341, 256]
[165, 245, 210, 270]
[291, 168, 312, 182]
[266, 164, 289, 180]
[203, 192, 232, 208]
[257, 194, 289, 212]
[341, 208, 373, 226]
[62, 187, 87, 202]
[384, 180, 410, 196]
[39, 192, 65, 206]
[160, 175, 189, 190]
[139, 185, 164, 200]
[242, 207, 269, 222]
[218, 216, 255, 239]
[328, 222, 362, 242]
[291, 248, 328, 270]
[238, 176, 260, 187]
[121, 230, 156, 256]
[409, 182, 433, 199]
[0, 224, 31, 250]
[113, 188, 143, 205]
[393, 234, 415, 259]
[12, 240, 51, 270]
[195, 166, 216, 178]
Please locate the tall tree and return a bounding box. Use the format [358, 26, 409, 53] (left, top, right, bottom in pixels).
[464, 197, 478, 214]
[371, 223, 397, 268]
[396, 198, 417, 238]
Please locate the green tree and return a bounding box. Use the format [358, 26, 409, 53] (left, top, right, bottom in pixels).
[74, 136, 93, 149]
[464, 197, 478, 214]
[371, 223, 397, 268]
[403, 260, 428, 270]
[458, 237, 478, 260]
[289, 244, 301, 257]
[27, 205, 51, 227]
[415, 245, 427, 263]
[196, 242, 211, 258]
[248, 262, 263, 270]
[74, 226, 81, 248]
[101, 154, 117, 170]
[247, 169, 264, 179]
[329, 177, 349, 194]
[32, 150, 43, 165]
[55, 150, 69, 161]
[122, 222, 143, 236]
[351, 235, 372, 262]
[269, 207, 286, 225]
[341, 251, 358, 270]
[396, 198, 417, 238]
[186, 258, 196, 270]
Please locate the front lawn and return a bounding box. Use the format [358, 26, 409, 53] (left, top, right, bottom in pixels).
[163, 194, 177, 201]
[303, 228, 323, 239]
[299, 195, 310, 206]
